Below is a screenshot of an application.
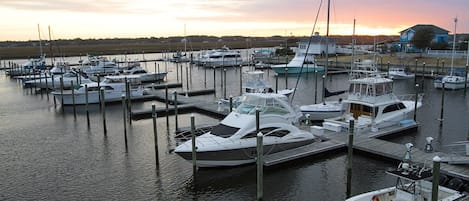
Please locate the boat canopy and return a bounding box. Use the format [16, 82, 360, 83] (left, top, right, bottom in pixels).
[348, 78, 393, 97]
[235, 94, 291, 115]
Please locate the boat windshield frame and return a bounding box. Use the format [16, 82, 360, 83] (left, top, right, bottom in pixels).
[235, 94, 291, 115]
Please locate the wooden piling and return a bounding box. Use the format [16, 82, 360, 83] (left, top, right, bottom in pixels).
[414, 83, 419, 121]
[191, 115, 197, 175]
[223, 69, 227, 100]
[85, 84, 90, 127]
[439, 82, 445, 122]
[229, 96, 233, 112]
[464, 64, 468, 95]
[100, 88, 107, 136]
[152, 104, 159, 164]
[256, 131, 264, 201]
[346, 120, 355, 198]
[275, 74, 278, 94]
[213, 67, 216, 96]
[60, 77, 64, 113]
[186, 65, 189, 91]
[422, 62, 426, 91]
[285, 67, 288, 89]
[122, 95, 128, 150]
[431, 156, 441, 201]
[71, 81, 76, 118]
[174, 91, 179, 131]
[239, 65, 243, 96]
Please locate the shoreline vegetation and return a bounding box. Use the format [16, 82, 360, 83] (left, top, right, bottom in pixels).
[0, 35, 467, 68]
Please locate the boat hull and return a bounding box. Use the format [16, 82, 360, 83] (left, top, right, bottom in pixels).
[52, 89, 143, 105]
[434, 79, 469, 90]
[175, 139, 316, 167]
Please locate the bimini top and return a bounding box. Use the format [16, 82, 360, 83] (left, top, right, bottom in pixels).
[347, 76, 397, 105]
[235, 93, 293, 116]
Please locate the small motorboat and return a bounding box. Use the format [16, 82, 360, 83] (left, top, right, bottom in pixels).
[175, 93, 318, 167]
[388, 66, 415, 80]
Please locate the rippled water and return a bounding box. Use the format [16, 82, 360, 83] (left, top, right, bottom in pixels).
[1, 52, 469, 201]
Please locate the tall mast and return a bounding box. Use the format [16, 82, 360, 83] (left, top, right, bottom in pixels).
[48, 25, 54, 67]
[351, 19, 356, 70]
[450, 17, 457, 75]
[322, 0, 330, 102]
[37, 24, 43, 56]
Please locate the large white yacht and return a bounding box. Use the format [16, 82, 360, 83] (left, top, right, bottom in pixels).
[52, 75, 144, 105]
[197, 46, 242, 67]
[175, 93, 318, 167]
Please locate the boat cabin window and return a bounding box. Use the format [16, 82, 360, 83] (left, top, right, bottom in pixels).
[241, 127, 278, 139]
[350, 103, 378, 119]
[266, 129, 290, 137]
[383, 103, 407, 114]
[211, 123, 240, 138]
[375, 82, 393, 96]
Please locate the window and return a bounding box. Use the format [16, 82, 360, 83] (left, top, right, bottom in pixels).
[266, 130, 290, 137]
[383, 104, 401, 113]
[242, 127, 278, 139]
[211, 124, 240, 138]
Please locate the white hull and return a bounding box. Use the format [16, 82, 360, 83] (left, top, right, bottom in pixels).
[136, 72, 167, 82]
[300, 101, 344, 121]
[52, 89, 143, 105]
[204, 59, 242, 67]
[434, 78, 469, 90]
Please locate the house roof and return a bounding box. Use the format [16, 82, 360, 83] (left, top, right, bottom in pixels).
[400, 24, 449, 34]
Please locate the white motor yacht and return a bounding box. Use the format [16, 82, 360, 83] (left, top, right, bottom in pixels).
[200, 46, 242, 67]
[175, 93, 318, 167]
[81, 56, 120, 81]
[52, 75, 144, 105]
[122, 65, 167, 82]
[24, 70, 92, 89]
[388, 66, 415, 80]
[320, 75, 422, 134]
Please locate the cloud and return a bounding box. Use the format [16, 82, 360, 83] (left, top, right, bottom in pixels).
[0, 0, 130, 13]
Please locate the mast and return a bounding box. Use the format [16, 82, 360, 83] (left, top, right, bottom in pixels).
[450, 17, 457, 76]
[351, 19, 356, 74]
[48, 25, 54, 67]
[37, 24, 43, 57]
[322, 0, 330, 102]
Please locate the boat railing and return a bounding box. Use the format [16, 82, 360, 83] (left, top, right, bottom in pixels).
[396, 93, 424, 102]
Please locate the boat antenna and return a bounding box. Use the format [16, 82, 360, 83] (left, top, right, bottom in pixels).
[450, 17, 457, 76]
[322, 0, 330, 102]
[290, 0, 323, 102]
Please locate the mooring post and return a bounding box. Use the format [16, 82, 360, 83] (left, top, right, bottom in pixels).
[441, 60, 445, 76]
[186, 65, 189, 91]
[204, 66, 207, 88]
[436, 58, 440, 76]
[439, 82, 445, 123]
[191, 114, 197, 176]
[413, 83, 419, 121]
[275, 74, 278, 94]
[229, 95, 233, 112]
[173, 91, 178, 132]
[122, 95, 128, 151]
[126, 80, 132, 125]
[165, 84, 169, 129]
[85, 84, 90, 127]
[223, 69, 227, 100]
[414, 59, 418, 85]
[346, 119, 355, 198]
[180, 64, 183, 83]
[464, 64, 468, 95]
[422, 62, 426, 91]
[285, 67, 288, 89]
[100, 88, 107, 136]
[152, 104, 159, 164]
[431, 156, 441, 201]
[45, 73, 49, 100]
[71, 81, 76, 119]
[256, 131, 264, 201]
[97, 76, 101, 110]
[60, 77, 64, 113]
[314, 70, 318, 104]
[387, 61, 390, 77]
[176, 63, 179, 82]
[239, 65, 243, 96]
[213, 67, 216, 96]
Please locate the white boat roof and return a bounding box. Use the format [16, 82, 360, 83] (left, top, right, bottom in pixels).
[349, 76, 393, 84]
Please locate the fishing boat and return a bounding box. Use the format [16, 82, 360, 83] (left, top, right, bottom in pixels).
[81, 56, 120, 81]
[23, 70, 92, 89]
[347, 154, 466, 201]
[199, 46, 242, 67]
[174, 93, 318, 167]
[121, 65, 167, 82]
[51, 75, 144, 105]
[320, 74, 422, 134]
[217, 71, 295, 108]
[388, 66, 415, 80]
[434, 18, 469, 90]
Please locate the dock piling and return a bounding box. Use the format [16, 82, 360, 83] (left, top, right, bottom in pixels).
[71, 81, 76, 118]
[60, 77, 64, 113]
[346, 120, 354, 198]
[85, 84, 90, 127]
[174, 91, 178, 132]
[191, 115, 197, 175]
[100, 88, 107, 136]
[223, 69, 227, 100]
[152, 104, 159, 164]
[229, 96, 233, 112]
[438, 82, 445, 123]
[122, 95, 128, 151]
[256, 131, 264, 201]
[431, 156, 441, 201]
[413, 83, 419, 121]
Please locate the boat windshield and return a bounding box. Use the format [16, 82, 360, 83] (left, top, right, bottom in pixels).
[235, 95, 290, 115]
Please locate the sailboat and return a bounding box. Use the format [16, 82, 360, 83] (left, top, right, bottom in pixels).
[300, 3, 348, 121]
[433, 18, 469, 90]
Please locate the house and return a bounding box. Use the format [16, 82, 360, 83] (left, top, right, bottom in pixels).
[399, 24, 449, 52]
[295, 33, 336, 56]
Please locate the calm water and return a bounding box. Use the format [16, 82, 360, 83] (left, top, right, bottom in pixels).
[1, 52, 469, 201]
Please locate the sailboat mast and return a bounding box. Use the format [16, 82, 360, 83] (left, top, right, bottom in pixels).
[322, 0, 330, 102]
[450, 17, 457, 75]
[351, 19, 356, 70]
[37, 24, 43, 57]
[48, 25, 54, 67]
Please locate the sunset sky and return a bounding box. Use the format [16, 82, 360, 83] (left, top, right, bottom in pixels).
[0, 0, 468, 41]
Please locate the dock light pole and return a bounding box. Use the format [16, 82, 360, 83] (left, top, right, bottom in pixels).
[285, 67, 288, 89]
[256, 131, 264, 201]
[464, 64, 468, 95]
[100, 87, 107, 136]
[152, 103, 159, 164]
[275, 74, 278, 94]
[413, 83, 419, 121]
[431, 156, 441, 201]
[403, 143, 413, 162]
[191, 115, 197, 176]
[314, 70, 318, 104]
[425, 137, 434, 153]
[173, 91, 179, 132]
[122, 95, 128, 151]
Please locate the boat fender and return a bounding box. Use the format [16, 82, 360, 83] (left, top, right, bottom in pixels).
[371, 195, 380, 201]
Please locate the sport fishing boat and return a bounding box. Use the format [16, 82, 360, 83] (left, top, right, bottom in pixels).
[199, 46, 242, 67]
[81, 56, 120, 81]
[270, 39, 325, 74]
[51, 75, 144, 105]
[346, 154, 466, 201]
[121, 65, 167, 82]
[23, 70, 92, 89]
[174, 93, 318, 167]
[320, 75, 422, 134]
[388, 66, 415, 80]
